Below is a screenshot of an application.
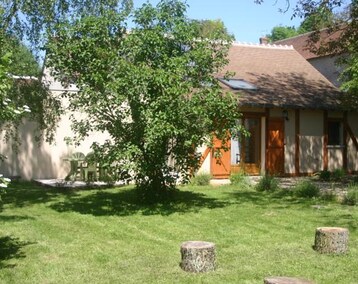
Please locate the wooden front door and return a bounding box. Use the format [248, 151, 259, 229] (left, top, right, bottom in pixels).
[267, 118, 284, 175]
[211, 137, 231, 179]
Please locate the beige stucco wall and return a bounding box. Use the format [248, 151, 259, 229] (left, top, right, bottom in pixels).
[0, 69, 111, 180]
[347, 112, 358, 172]
[309, 55, 343, 88]
[0, 107, 110, 180]
[328, 148, 343, 171]
[299, 110, 324, 173]
[197, 144, 211, 175]
[284, 109, 296, 174]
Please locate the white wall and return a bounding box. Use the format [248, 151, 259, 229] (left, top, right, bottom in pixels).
[348, 112, 358, 172]
[0, 69, 110, 180]
[284, 109, 296, 174]
[299, 110, 324, 173]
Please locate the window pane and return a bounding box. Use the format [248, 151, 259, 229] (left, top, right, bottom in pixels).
[328, 121, 342, 145]
[218, 78, 257, 90]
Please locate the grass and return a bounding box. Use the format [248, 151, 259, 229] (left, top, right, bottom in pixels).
[0, 181, 357, 283]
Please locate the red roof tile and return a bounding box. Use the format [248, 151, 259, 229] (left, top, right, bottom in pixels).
[219, 43, 341, 110]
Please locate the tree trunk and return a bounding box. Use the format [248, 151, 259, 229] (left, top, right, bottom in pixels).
[314, 227, 349, 254]
[180, 241, 216, 273]
[264, 276, 314, 284]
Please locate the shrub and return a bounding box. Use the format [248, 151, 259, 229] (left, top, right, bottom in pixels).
[190, 173, 212, 186]
[320, 190, 336, 202]
[294, 180, 320, 198]
[255, 175, 279, 192]
[343, 183, 358, 206]
[319, 170, 331, 181]
[230, 172, 250, 189]
[331, 168, 345, 182]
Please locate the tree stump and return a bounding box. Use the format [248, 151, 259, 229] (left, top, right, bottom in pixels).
[180, 241, 216, 273]
[314, 227, 349, 254]
[264, 276, 314, 284]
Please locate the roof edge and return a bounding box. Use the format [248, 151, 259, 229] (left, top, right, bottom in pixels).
[232, 42, 294, 50]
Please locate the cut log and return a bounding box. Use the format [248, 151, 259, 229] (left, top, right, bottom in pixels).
[314, 227, 349, 254]
[264, 276, 314, 284]
[180, 241, 216, 273]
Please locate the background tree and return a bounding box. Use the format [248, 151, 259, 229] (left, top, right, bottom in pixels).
[0, 0, 133, 54]
[191, 19, 235, 41]
[46, 0, 241, 199]
[266, 25, 299, 41]
[1, 1, 135, 156]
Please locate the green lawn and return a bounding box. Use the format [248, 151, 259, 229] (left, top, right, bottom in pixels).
[0, 181, 357, 283]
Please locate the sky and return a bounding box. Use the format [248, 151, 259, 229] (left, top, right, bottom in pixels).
[132, 0, 303, 43]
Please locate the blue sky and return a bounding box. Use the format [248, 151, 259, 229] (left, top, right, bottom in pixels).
[132, 0, 303, 43]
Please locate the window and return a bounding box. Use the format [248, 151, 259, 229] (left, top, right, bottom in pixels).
[218, 78, 257, 90]
[327, 120, 343, 146]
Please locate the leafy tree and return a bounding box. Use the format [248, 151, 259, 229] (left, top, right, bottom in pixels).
[266, 25, 299, 41]
[0, 0, 133, 52]
[297, 5, 334, 34]
[191, 19, 235, 41]
[46, 0, 241, 199]
[6, 38, 41, 77]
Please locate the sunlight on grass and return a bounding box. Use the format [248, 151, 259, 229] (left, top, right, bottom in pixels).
[0, 181, 357, 283]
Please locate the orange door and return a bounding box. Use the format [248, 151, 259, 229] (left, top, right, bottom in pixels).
[267, 119, 284, 175]
[211, 137, 231, 179]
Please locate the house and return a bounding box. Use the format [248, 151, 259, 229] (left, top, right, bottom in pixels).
[274, 30, 344, 88]
[1, 41, 357, 181]
[197, 42, 358, 180]
[0, 70, 110, 180]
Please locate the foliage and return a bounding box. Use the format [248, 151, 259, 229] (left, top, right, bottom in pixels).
[46, 0, 241, 199]
[331, 168, 345, 182]
[0, 34, 41, 77]
[0, 174, 10, 203]
[190, 173, 212, 186]
[266, 25, 299, 42]
[191, 19, 235, 41]
[255, 175, 279, 192]
[0, 0, 133, 53]
[293, 180, 320, 198]
[318, 170, 331, 181]
[297, 5, 335, 34]
[343, 183, 358, 205]
[230, 172, 251, 190]
[0, 31, 62, 157]
[266, 5, 334, 42]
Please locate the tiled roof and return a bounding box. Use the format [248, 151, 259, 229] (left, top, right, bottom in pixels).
[274, 30, 342, 60]
[219, 42, 341, 110]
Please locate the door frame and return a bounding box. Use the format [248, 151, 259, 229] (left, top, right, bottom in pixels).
[231, 114, 263, 176]
[266, 117, 285, 175]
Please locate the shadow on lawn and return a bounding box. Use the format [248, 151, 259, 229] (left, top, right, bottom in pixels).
[50, 187, 229, 216]
[3, 181, 78, 208]
[0, 236, 33, 269]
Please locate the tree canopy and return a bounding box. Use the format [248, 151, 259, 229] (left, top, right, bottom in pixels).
[266, 25, 299, 41]
[46, 0, 241, 198]
[191, 19, 235, 41]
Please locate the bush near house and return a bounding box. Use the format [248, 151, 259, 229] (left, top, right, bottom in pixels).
[255, 175, 279, 192]
[293, 180, 320, 198]
[318, 169, 346, 182]
[190, 173, 212, 186]
[230, 172, 251, 190]
[343, 183, 358, 205]
[318, 170, 331, 181]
